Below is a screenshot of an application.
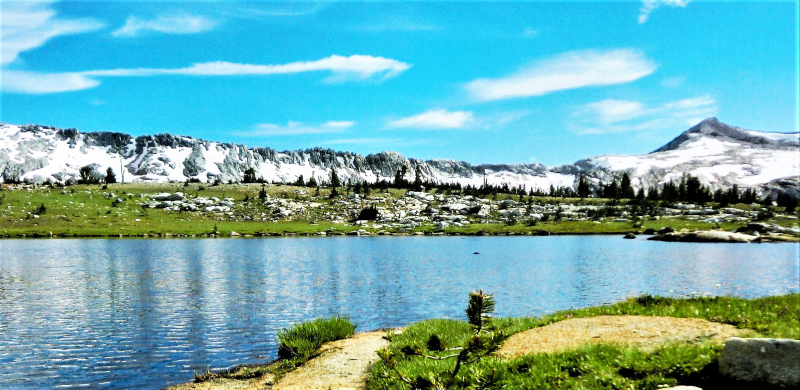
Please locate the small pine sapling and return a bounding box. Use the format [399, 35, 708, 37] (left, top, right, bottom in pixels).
[377, 290, 507, 389]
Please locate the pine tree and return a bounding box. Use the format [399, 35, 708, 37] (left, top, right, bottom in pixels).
[577, 176, 590, 199]
[104, 167, 117, 184]
[330, 167, 341, 188]
[413, 166, 423, 191]
[242, 168, 257, 184]
[620, 173, 635, 199]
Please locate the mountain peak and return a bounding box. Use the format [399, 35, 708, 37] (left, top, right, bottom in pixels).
[651, 118, 797, 153]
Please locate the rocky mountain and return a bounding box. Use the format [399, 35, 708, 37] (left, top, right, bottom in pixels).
[0, 118, 797, 196]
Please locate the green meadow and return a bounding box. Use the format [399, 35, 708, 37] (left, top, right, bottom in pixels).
[0, 183, 794, 238]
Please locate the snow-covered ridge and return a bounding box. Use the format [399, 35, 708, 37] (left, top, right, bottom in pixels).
[0, 118, 798, 196]
[0, 123, 571, 190]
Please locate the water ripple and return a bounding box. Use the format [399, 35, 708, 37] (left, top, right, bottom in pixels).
[0, 237, 798, 389]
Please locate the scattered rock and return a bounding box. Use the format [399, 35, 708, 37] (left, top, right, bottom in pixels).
[719, 337, 800, 388]
[642, 228, 657, 235]
[229, 231, 242, 237]
[658, 226, 676, 234]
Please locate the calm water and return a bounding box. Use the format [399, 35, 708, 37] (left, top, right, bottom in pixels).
[0, 237, 798, 389]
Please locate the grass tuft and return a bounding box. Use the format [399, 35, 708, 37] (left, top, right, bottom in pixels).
[277, 316, 356, 359]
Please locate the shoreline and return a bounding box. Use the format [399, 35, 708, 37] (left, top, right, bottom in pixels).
[3, 229, 798, 241]
[164, 294, 800, 390]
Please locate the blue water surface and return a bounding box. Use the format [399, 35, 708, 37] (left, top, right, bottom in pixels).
[0, 237, 798, 389]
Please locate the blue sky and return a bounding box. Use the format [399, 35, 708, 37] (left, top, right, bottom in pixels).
[1, 1, 797, 166]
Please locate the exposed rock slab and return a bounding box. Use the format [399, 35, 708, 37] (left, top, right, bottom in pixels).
[496, 315, 745, 358]
[719, 337, 800, 387]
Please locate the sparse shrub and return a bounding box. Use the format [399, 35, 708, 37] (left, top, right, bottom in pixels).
[79, 165, 102, 184]
[33, 203, 46, 215]
[357, 206, 379, 220]
[277, 316, 356, 359]
[756, 209, 774, 221]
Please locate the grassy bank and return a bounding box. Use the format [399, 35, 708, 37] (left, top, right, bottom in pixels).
[367, 294, 800, 389]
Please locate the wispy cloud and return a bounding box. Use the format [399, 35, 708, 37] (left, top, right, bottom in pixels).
[386, 109, 474, 129]
[82, 55, 410, 78]
[465, 49, 657, 102]
[222, 3, 325, 19]
[112, 13, 219, 37]
[250, 121, 355, 136]
[2, 70, 100, 94]
[1, 1, 104, 66]
[639, 0, 690, 24]
[2, 55, 412, 94]
[570, 95, 717, 134]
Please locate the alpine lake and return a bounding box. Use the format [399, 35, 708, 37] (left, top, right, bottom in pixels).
[0, 236, 797, 389]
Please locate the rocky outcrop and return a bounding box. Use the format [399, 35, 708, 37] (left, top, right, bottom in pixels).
[719, 337, 800, 388]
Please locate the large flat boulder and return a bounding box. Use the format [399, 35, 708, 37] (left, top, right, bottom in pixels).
[648, 230, 759, 243]
[719, 337, 800, 387]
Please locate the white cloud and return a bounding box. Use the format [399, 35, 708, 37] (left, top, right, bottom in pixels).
[571, 95, 717, 134]
[1, 70, 100, 94]
[386, 109, 474, 129]
[112, 13, 219, 37]
[465, 49, 657, 102]
[251, 121, 355, 136]
[1, 2, 104, 65]
[639, 0, 690, 24]
[2, 55, 411, 94]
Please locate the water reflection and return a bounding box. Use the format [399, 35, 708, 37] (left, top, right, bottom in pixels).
[0, 237, 797, 389]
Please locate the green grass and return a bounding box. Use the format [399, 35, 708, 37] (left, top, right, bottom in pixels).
[277, 316, 357, 359]
[367, 294, 799, 390]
